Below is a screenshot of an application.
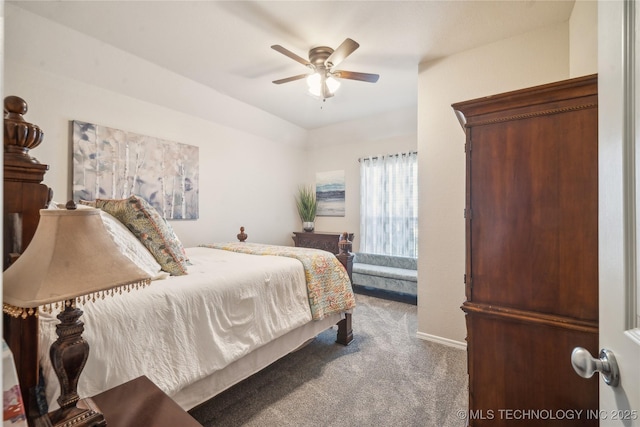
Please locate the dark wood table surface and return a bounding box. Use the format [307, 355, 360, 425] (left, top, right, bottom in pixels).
[91, 375, 202, 427]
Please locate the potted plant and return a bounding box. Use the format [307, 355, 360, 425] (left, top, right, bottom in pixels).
[295, 185, 317, 232]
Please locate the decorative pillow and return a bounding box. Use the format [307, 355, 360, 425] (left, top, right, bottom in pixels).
[98, 210, 169, 280]
[95, 195, 189, 276]
[78, 199, 96, 208]
[55, 202, 168, 280]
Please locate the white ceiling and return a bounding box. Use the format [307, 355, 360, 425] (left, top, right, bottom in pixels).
[10, 1, 576, 130]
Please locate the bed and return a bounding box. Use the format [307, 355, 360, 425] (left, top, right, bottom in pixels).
[2, 96, 355, 421]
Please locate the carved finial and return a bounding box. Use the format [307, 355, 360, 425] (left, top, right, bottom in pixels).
[4, 96, 28, 118]
[339, 232, 352, 254]
[4, 96, 44, 161]
[237, 226, 247, 242]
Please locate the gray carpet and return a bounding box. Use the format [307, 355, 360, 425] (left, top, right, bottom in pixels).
[188, 294, 468, 427]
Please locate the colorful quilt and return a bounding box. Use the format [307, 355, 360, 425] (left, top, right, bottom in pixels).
[201, 242, 356, 320]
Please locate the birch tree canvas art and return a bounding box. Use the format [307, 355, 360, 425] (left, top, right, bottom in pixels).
[72, 120, 199, 219]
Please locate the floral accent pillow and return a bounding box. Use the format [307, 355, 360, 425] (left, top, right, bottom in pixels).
[99, 210, 169, 280]
[53, 201, 169, 279]
[95, 195, 189, 276]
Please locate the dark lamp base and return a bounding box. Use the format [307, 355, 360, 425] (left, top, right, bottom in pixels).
[33, 398, 106, 427]
[32, 302, 106, 427]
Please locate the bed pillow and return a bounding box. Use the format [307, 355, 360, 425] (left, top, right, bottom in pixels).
[95, 195, 189, 276]
[57, 202, 169, 280]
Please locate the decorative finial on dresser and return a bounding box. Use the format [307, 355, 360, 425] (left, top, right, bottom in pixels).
[338, 232, 352, 254]
[4, 95, 45, 163]
[237, 226, 247, 242]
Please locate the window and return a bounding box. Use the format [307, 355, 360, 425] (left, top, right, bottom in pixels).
[359, 152, 418, 257]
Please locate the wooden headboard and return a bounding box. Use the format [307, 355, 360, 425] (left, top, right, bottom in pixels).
[3, 95, 52, 420]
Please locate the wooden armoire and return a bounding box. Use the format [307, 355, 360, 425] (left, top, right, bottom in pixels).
[452, 75, 599, 426]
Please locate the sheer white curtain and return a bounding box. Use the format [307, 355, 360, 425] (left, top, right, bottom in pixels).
[359, 152, 418, 257]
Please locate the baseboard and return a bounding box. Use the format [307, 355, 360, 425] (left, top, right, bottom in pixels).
[416, 331, 467, 350]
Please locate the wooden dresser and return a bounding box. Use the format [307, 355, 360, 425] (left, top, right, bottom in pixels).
[292, 231, 353, 254]
[452, 75, 599, 426]
[292, 231, 354, 282]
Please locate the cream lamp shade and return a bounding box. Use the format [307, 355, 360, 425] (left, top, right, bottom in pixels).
[3, 207, 151, 317]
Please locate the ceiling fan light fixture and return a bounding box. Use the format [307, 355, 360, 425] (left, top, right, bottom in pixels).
[306, 72, 322, 97]
[326, 75, 341, 94]
[306, 73, 340, 98]
[273, 38, 377, 99]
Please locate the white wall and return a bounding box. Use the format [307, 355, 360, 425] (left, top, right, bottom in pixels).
[417, 22, 572, 346]
[570, 0, 598, 77]
[4, 4, 308, 247]
[305, 107, 417, 250]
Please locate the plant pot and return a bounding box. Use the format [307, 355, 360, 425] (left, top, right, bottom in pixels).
[302, 221, 315, 232]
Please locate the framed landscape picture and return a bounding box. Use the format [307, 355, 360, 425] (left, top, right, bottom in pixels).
[316, 170, 345, 217]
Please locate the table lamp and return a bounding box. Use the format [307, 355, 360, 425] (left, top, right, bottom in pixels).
[3, 203, 152, 427]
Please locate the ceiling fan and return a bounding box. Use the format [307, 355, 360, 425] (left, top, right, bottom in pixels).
[271, 38, 379, 99]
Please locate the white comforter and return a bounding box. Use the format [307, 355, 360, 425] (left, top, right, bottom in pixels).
[39, 246, 312, 408]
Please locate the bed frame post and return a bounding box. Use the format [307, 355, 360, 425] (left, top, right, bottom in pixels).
[3, 96, 52, 423]
[336, 312, 353, 345]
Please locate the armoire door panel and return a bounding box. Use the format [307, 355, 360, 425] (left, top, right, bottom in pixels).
[466, 312, 599, 427]
[468, 107, 597, 321]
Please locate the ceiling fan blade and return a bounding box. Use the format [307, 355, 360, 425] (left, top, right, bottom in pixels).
[333, 70, 380, 83]
[325, 38, 359, 68]
[272, 74, 309, 84]
[271, 45, 312, 67]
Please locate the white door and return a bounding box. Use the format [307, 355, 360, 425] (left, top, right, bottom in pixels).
[595, 1, 640, 426]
